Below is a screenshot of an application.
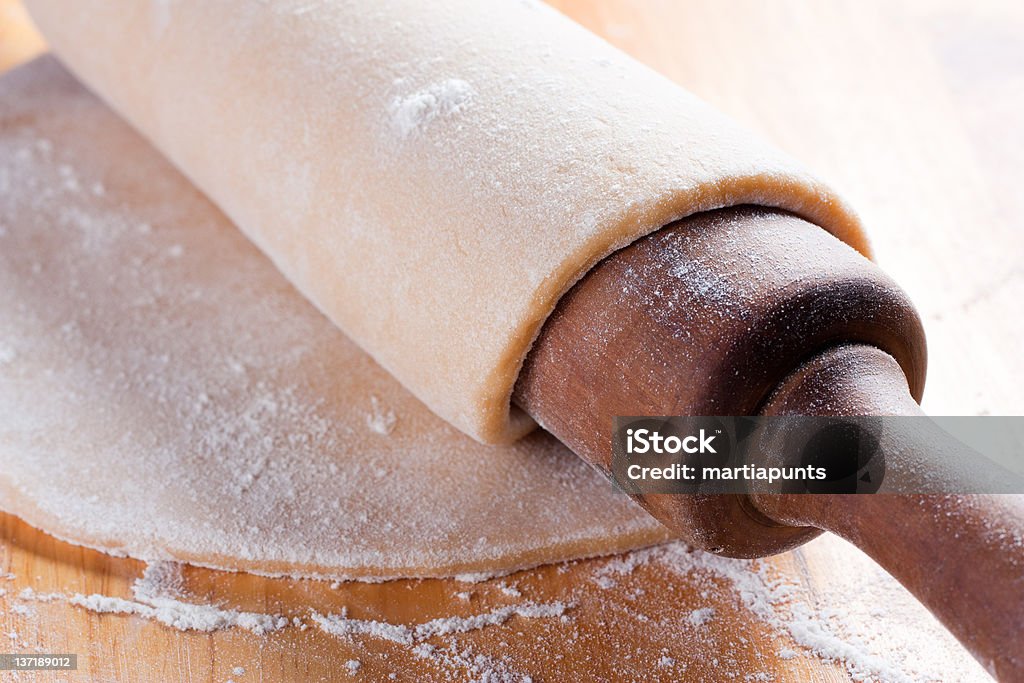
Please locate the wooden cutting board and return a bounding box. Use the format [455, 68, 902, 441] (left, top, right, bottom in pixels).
[1, 0, 1021, 680]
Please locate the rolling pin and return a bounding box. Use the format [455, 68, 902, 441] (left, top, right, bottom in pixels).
[514, 206, 1024, 680]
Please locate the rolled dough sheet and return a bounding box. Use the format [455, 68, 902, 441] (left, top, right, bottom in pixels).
[0, 57, 671, 580]
[25, 0, 866, 443]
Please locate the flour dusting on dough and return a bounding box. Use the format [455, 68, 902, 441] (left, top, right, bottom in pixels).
[388, 79, 474, 139]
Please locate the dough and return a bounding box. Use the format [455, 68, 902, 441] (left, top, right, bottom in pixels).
[24, 0, 866, 443]
[0, 58, 670, 580]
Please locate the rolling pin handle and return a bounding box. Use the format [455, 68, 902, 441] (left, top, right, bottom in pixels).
[754, 343, 1024, 681]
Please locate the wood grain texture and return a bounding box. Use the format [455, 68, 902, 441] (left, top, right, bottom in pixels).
[1, 0, 1021, 681]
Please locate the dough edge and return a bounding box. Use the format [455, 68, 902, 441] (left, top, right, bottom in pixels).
[487, 178, 867, 444]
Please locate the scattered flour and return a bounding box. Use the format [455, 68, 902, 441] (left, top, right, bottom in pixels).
[366, 396, 397, 436]
[345, 659, 361, 675]
[590, 547, 656, 589]
[10, 603, 33, 617]
[497, 582, 521, 598]
[68, 593, 288, 635]
[686, 607, 715, 627]
[411, 642, 529, 683]
[414, 601, 568, 640]
[133, 561, 184, 602]
[388, 79, 474, 139]
[586, 540, 987, 682]
[12, 562, 287, 635]
[312, 601, 569, 647]
[17, 588, 61, 603]
[311, 609, 414, 646]
[453, 569, 513, 584]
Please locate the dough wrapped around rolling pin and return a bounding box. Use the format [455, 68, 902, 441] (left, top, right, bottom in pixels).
[24, 0, 865, 443]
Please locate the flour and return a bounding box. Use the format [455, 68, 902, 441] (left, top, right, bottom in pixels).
[411, 642, 529, 683]
[312, 601, 569, 647]
[1, 539, 988, 681]
[590, 547, 657, 589]
[68, 593, 288, 635]
[497, 582, 521, 598]
[366, 395, 397, 435]
[17, 588, 60, 603]
[133, 561, 184, 602]
[784, 602, 912, 683]
[413, 601, 569, 639]
[388, 79, 474, 139]
[586, 539, 988, 682]
[11, 562, 287, 635]
[686, 607, 715, 627]
[311, 609, 414, 645]
[453, 571, 503, 584]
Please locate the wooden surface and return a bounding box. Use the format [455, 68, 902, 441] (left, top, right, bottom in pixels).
[1, 0, 1022, 681]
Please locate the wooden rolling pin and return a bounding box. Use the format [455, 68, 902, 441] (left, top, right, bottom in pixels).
[514, 207, 1024, 680]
